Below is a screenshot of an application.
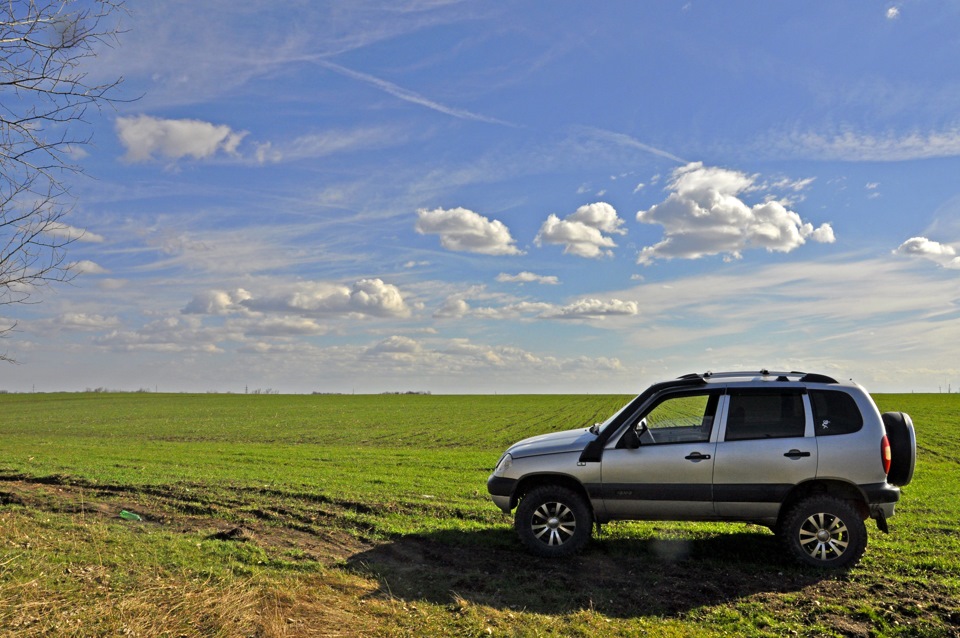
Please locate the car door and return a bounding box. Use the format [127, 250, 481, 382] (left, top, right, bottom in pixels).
[599, 390, 720, 520]
[712, 388, 818, 520]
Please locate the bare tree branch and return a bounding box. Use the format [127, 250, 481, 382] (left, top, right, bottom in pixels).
[1, 1, 125, 353]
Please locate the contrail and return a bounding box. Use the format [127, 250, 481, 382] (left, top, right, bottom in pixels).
[315, 59, 517, 128]
[583, 127, 687, 164]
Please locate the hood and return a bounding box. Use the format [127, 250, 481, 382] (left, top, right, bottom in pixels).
[507, 427, 596, 458]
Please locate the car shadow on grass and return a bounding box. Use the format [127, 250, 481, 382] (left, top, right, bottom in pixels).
[344, 526, 831, 618]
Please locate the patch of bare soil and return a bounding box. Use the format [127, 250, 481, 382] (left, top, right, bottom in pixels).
[0, 476, 369, 567]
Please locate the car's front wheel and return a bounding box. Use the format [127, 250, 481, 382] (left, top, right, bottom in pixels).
[515, 485, 592, 558]
[779, 496, 867, 568]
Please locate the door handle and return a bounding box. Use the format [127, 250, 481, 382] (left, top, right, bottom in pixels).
[783, 449, 811, 459]
[684, 452, 711, 461]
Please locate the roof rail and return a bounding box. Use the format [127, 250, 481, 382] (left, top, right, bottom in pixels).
[677, 370, 839, 384]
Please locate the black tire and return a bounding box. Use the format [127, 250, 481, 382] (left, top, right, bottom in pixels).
[779, 496, 867, 569]
[515, 485, 592, 558]
[882, 412, 916, 487]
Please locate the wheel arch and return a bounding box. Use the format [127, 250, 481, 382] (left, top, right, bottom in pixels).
[512, 473, 593, 514]
[777, 479, 870, 525]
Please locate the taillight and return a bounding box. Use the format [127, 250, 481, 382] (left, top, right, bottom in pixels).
[881, 435, 892, 475]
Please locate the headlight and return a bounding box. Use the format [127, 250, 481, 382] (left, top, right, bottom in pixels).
[493, 453, 513, 477]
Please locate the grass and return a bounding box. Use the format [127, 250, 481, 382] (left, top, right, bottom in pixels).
[0, 391, 957, 636]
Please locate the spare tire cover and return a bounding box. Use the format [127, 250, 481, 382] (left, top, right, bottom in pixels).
[882, 412, 916, 487]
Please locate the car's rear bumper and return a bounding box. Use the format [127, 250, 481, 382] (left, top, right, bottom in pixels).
[861, 481, 901, 504]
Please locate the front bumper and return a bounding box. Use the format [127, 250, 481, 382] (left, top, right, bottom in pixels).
[487, 475, 518, 513]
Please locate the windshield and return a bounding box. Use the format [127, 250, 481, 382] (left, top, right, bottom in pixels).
[595, 394, 643, 436]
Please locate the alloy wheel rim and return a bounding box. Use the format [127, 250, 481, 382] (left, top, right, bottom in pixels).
[798, 511, 849, 560]
[530, 501, 576, 546]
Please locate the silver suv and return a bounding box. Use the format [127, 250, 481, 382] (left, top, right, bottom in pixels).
[488, 371, 916, 568]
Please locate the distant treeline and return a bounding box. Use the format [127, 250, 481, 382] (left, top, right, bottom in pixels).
[312, 391, 433, 396]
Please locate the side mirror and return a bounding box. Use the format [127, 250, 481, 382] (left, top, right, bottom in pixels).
[637, 418, 649, 437]
[623, 422, 642, 449]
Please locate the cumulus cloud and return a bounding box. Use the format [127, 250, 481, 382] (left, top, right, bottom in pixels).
[415, 207, 523, 255]
[543, 298, 639, 320]
[96, 316, 224, 353]
[437, 338, 623, 373]
[183, 289, 253, 315]
[433, 297, 471, 319]
[353, 335, 625, 380]
[496, 271, 560, 285]
[636, 162, 835, 265]
[535, 202, 626, 258]
[238, 316, 328, 337]
[439, 295, 638, 322]
[367, 335, 423, 356]
[116, 115, 247, 163]
[70, 260, 109, 275]
[894, 237, 960, 269]
[244, 278, 411, 318]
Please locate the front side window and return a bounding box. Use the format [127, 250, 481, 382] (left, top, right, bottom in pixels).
[638, 391, 719, 444]
[724, 389, 806, 441]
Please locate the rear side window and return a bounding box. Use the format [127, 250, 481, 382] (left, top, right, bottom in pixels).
[809, 390, 863, 436]
[725, 389, 806, 441]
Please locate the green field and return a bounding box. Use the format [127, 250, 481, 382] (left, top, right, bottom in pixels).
[0, 392, 957, 636]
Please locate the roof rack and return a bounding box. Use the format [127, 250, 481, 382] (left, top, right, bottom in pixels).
[677, 370, 839, 384]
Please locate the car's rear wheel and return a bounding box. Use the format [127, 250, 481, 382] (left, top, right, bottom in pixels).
[779, 496, 867, 568]
[515, 485, 592, 558]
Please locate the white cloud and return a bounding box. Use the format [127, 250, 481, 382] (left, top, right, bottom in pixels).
[433, 297, 471, 319]
[45, 223, 105, 243]
[567, 202, 627, 235]
[886, 6, 900, 20]
[70, 260, 109, 275]
[769, 176, 816, 193]
[255, 127, 399, 164]
[55, 313, 121, 330]
[439, 294, 638, 322]
[787, 128, 960, 161]
[183, 289, 253, 315]
[95, 316, 225, 353]
[636, 162, 835, 265]
[894, 237, 960, 269]
[141, 225, 330, 276]
[543, 298, 639, 320]
[415, 207, 523, 255]
[606, 257, 960, 356]
[496, 271, 560, 285]
[238, 316, 329, 337]
[535, 202, 626, 258]
[116, 115, 248, 163]
[244, 279, 412, 319]
[431, 338, 622, 373]
[367, 335, 423, 356]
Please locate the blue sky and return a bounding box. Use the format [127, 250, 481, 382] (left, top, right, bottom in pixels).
[4, 0, 960, 394]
